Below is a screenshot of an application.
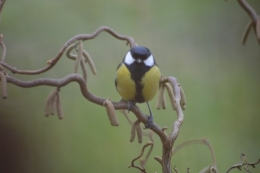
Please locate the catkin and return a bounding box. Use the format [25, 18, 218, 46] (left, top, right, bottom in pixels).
[164, 82, 176, 110]
[50, 95, 57, 115]
[83, 50, 97, 75]
[104, 100, 119, 126]
[156, 85, 165, 110]
[44, 89, 58, 117]
[80, 57, 88, 81]
[74, 41, 83, 73]
[56, 92, 63, 120]
[130, 122, 136, 142]
[136, 122, 143, 143]
[179, 86, 186, 110]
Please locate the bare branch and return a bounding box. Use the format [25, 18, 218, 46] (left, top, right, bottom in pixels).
[172, 138, 217, 170]
[0, 0, 6, 16]
[237, 0, 258, 24]
[154, 156, 162, 166]
[227, 0, 260, 44]
[172, 138, 219, 173]
[0, 26, 136, 75]
[226, 154, 260, 173]
[128, 141, 153, 173]
[0, 35, 6, 62]
[0, 71, 7, 98]
[242, 20, 253, 44]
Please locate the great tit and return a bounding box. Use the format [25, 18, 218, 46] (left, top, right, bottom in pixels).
[115, 46, 161, 128]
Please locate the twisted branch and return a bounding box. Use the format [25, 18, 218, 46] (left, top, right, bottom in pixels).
[226, 154, 260, 173]
[0, 26, 136, 75]
[227, 0, 260, 44]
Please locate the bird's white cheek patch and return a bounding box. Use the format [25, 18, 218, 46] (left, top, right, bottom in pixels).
[124, 51, 135, 65]
[144, 55, 154, 66]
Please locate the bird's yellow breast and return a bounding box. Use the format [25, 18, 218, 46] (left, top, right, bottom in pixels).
[116, 64, 136, 101]
[141, 65, 161, 102]
[116, 63, 161, 102]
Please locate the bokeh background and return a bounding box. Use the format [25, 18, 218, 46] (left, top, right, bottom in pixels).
[0, 0, 259, 173]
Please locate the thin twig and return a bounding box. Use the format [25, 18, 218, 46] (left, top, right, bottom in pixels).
[129, 141, 153, 173]
[0, 26, 136, 75]
[237, 0, 258, 24]
[226, 155, 260, 173]
[0, 35, 6, 62]
[0, 0, 6, 15]
[172, 138, 217, 168]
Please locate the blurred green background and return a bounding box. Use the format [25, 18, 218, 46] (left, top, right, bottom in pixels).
[0, 0, 260, 173]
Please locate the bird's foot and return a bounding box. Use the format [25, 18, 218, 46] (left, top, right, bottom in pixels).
[144, 114, 153, 129]
[127, 101, 133, 113]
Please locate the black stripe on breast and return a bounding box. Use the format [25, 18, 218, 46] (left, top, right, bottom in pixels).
[125, 62, 151, 103]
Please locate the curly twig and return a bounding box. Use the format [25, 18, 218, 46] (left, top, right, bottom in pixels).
[0, 26, 136, 75]
[128, 141, 153, 173]
[0, 0, 6, 16]
[227, 0, 260, 44]
[172, 138, 219, 173]
[0, 35, 6, 62]
[226, 154, 260, 173]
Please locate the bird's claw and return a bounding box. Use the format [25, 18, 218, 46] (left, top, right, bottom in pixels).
[144, 114, 153, 129]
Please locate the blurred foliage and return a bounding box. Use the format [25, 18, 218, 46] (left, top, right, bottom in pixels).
[0, 0, 260, 173]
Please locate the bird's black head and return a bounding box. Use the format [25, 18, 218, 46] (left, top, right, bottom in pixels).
[123, 46, 155, 67]
[130, 46, 151, 62]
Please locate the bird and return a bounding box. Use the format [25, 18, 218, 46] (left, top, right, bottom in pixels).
[115, 46, 161, 128]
